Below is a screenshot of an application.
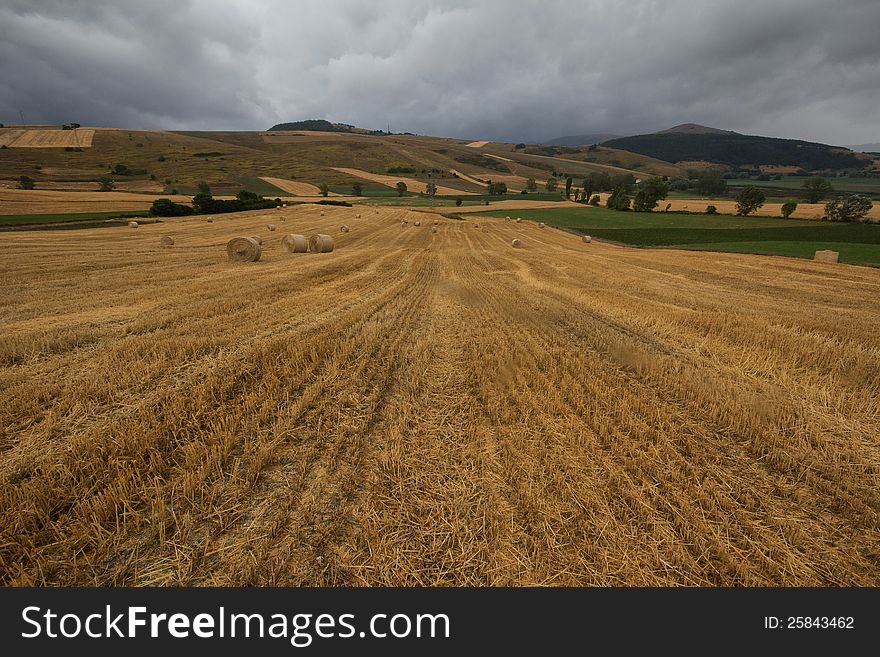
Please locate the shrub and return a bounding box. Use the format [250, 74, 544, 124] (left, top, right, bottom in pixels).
[98, 176, 115, 192]
[150, 198, 194, 216]
[455, 198, 462, 206]
[387, 166, 417, 174]
[706, 205, 717, 215]
[18, 175, 35, 190]
[781, 201, 798, 219]
[157, 155, 166, 162]
[589, 195, 600, 206]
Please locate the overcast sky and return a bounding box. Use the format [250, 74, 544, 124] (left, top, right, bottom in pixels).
[1, 0, 879, 145]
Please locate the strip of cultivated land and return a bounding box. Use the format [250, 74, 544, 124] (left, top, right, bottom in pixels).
[478, 206, 880, 266]
[1, 206, 878, 586]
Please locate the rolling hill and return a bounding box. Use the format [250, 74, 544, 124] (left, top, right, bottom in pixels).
[0, 125, 683, 205]
[605, 125, 870, 171]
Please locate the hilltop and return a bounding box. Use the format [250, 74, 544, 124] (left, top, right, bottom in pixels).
[604, 125, 870, 171]
[267, 119, 386, 135]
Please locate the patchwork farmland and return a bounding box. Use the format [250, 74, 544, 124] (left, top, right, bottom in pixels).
[1, 205, 878, 586]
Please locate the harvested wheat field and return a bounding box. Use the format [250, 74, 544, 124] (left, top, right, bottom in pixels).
[1, 204, 879, 587]
[2, 129, 96, 148]
[331, 167, 474, 196]
[259, 176, 341, 197]
[0, 189, 192, 215]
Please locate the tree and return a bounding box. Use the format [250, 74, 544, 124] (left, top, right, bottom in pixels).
[588, 144, 598, 152]
[455, 198, 462, 206]
[514, 143, 526, 150]
[426, 181, 437, 197]
[696, 171, 727, 196]
[396, 182, 407, 197]
[487, 181, 507, 195]
[565, 176, 573, 198]
[545, 177, 558, 192]
[18, 175, 35, 190]
[824, 195, 873, 223]
[588, 171, 613, 192]
[589, 194, 600, 206]
[191, 192, 214, 214]
[582, 176, 594, 201]
[352, 182, 363, 196]
[735, 186, 765, 216]
[706, 205, 717, 215]
[526, 178, 537, 192]
[113, 163, 129, 176]
[802, 176, 833, 203]
[606, 186, 631, 211]
[319, 183, 330, 197]
[98, 176, 115, 192]
[236, 190, 260, 202]
[632, 177, 669, 212]
[781, 200, 798, 219]
[197, 181, 211, 195]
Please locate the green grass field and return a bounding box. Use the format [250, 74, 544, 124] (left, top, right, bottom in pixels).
[0, 210, 151, 226]
[478, 206, 880, 266]
[726, 175, 880, 198]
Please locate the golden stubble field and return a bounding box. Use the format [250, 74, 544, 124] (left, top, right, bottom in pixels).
[1, 204, 878, 586]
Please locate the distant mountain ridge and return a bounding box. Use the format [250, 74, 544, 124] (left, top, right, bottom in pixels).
[845, 143, 880, 153]
[604, 125, 869, 171]
[543, 133, 621, 146]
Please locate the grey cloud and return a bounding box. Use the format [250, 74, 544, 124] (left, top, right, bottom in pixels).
[1, 0, 878, 145]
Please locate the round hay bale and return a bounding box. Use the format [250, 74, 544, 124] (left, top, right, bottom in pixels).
[308, 233, 334, 253]
[401, 221, 408, 228]
[582, 235, 592, 243]
[516, 218, 522, 223]
[268, 224, 277, 231]
[473, 223, 479, 228]
[433, 219, 439, 225]
[356, 213, 361, 219]
[227, 237, 262, 262]
[281, 233, 308, 253]
[539, 222, 546, 228]
[206, 217, 213, 223]
[320, 210, 325, 216]
[432, 227, 438, 234]
[340, 225, 350, 233]
[250, 235, 263, 245]
[282, 204, 288, 208]
[414, 220, 421, 226]
[505, 216, 510, 220]
[128, 221, 139, 228]
[511, 238, 522, 248]
[160, 235, 175, 247]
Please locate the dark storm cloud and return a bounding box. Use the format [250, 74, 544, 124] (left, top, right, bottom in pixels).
[1, 0, 878, 144]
